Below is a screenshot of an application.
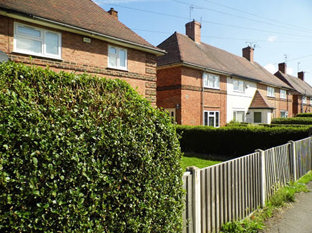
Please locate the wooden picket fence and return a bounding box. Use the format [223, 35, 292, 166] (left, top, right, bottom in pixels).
[182, 136, 312, 233]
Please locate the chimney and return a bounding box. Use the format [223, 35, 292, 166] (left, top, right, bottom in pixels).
[185, 20, 201, 43]
[298, 71, 304, 81]
[108, 8, 118, 20]
[242, 46, 254, 62]
[278, 62, 287, 74]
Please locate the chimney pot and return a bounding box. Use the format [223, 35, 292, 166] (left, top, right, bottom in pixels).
[298, 71, 304, 81]
[278, 63, 287, 74]
[185, 20, 201, 43]
[242, 46, 254, 62]
[108, 8, 118, 19]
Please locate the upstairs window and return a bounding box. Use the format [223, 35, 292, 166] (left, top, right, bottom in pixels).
[108, 45, 127, 70]
[233, 79, 244, 92]
[203, 73, 220, 89]
[14, 22, 61, 59]
[302, 96, 307, 104]
[280, 89, 287, 99]
[267, 86, 275, 97]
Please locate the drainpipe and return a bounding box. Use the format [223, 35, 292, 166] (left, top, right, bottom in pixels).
[201, 72, 205, 125]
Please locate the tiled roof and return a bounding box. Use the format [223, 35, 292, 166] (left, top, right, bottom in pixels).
[274, 71, 312, 97]
[249, 90, 274, 109]
[158, 32, 291, 89]
[0, 0, 161, 52]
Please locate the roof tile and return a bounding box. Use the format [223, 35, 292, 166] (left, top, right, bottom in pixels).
[0, 0, 157, 50]
[158, 32, 291, 89]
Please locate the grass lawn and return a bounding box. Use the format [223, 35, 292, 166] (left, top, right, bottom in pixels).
[181, 155, 221, 172]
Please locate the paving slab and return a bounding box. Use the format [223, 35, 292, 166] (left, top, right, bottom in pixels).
[264, 182, 312, 233]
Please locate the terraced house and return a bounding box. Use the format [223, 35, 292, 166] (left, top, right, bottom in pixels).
[275, 62, 312, 115]
[0, 0, 164, 105]
[157, 20, 293, 126]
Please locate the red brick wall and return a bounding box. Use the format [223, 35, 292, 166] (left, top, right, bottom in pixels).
[257, 84, 293, 118]
[293, 95, 312, 115]
[157, 65, 227, 126]
[0, 16, 157, 104]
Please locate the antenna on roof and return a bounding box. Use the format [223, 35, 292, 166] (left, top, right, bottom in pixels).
[245, 42, 257, 49]
[284, 54, 288, 63]
[297, 62, 301, 73]
[189, 5, 194, 20]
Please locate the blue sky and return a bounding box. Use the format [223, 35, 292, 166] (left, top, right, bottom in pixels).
[97, 0, 312, 85]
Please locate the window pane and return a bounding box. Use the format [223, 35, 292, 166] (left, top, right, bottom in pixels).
[109, 47, 117, 55]
[204, 112, 208, 125]
[119, 49, 126, 67]
[16, 37, 42, 54]
[17, 25, 41, 38]
[208, 76, 214, 87]
[215, 112, 219, 127]
[45, 32, 59, 55]
[215, 76, 220, 88]
[209, 116, 214, 126]
[109, 55, 117, 67]
[203, 73, 208, 87]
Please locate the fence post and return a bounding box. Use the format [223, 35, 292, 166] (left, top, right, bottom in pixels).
[256, 149, 266, 207]
[289, 141, 297, 181]
[187, 166, 201, 233]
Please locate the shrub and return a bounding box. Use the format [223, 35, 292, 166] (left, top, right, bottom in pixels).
[296, 113, 312, 117]
[272, 117, 312, 125]
[176, 125, 310, 156]
[0, 62, 183, 232]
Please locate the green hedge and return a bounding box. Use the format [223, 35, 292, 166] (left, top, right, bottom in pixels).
[176, 125, 310, 157]
[296, 113, 312, 117]
[0, 62, 183, 232]
[272, 117, 312, 125]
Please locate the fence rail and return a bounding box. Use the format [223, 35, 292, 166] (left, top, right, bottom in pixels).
[182, 136, 312, 233]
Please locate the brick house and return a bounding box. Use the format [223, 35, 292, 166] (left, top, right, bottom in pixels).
[275, 63, 312, 115]
[157, 20, 293, 126]
[0, 0, 164, 105]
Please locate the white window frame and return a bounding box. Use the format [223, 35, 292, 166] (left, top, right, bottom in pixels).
[302, 96, 307, 104]
[14, 22, 61, 59]
[203, 111, 220, 127]
[280, 89, 287, 99]
[108, 45, 128, 70]
[233, 79, 245, 93]
[280, 111, 288, 118]
[233, 111, 245, 122]
[203, 73, 220, 89]
[267, 86, 275, 97]
[310, 98, 312, 106]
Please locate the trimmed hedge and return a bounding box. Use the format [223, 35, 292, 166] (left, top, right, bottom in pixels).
[271, 117, 312, 125]
[296, 113, 312, 117]
[0, 62, 183, 232]
[176, 125, 310, 157]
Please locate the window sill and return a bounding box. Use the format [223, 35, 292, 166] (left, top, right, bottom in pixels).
[267, 96, 275, 99]
[203, 87, 220, 90]
[107, 66, 128, 72]
[12, 51, 63, 62]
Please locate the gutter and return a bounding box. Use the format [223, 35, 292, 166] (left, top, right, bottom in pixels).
[158, 61, 294, 91]
[0, 9, 166, 56]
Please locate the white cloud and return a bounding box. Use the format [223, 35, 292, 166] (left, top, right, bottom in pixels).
[287, 67, 294, 75]
[267, 35, 278, 43]
[264, 63, 276, 74]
